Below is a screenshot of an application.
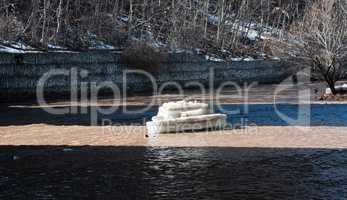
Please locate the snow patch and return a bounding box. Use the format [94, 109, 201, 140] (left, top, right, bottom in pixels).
[10, 43, 34, 50]
[246, 30, 259, 41]
[149, 40, 166, 49]
[2, 41, 35, 50]
[270, 56, 281, 61]
[230, 57, 243, 62]
[0, 45, 25, 53]
[85, 32, 116, 50]
[0, 41, 36, 53]
[48, 44, 66, 50]
[93, 43, 115, 50]
[207, 15, 219, 25]
[194, 48, 205, 55]
[120, 16, 129, 22]
[325, 84, 347, 95]
[205, 55, 224, 62]
[243, 57, 255, 61]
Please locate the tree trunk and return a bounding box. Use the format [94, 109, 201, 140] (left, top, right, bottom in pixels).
[128, 0, 133, 33]
[216, 0, 225, 44]
[55, 0, 63, 41]
[204, 0, 209, 38]
[327, 81, 337, 95]
[31, 0, 40, 45]
[41, 0, 50, 46]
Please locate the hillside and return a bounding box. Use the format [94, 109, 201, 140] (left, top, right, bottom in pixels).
[0, 0, 310, 59]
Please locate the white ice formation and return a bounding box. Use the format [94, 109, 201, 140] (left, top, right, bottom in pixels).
[146, 100, 227, 137]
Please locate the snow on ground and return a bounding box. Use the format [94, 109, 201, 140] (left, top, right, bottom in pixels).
[0, 45, 25, 53]
[149, 40, 166, 49]
[270, 56, 281, 61]
[208, 14, 281, 41]
[207, 15, 219, 25]
[205, 55, 224, 62]
[230, 57, 243, 61]
[244, 29, 259, 41]
[120, 16, 129, 22]
[89, 42, 115, 50]
[173, 49, 186, 53]
[0, 26, 279, 62]
[325, 84, 347, 95]
[243, 57, 255, 62]
[0, 41, 37, 53]
[9, 43, 35, 50]
[194, 48, 206, 55]
[2, 41, 35, 50]
[86, 32, 116, 50]
[0, 40, 267, 62]
[48, 44, 66, 50]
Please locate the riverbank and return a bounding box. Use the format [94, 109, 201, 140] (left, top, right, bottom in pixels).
[1, 124, 347, 148]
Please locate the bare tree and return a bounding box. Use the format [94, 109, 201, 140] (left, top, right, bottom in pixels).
[55, 0, 63, 37]
[270, 0, 347, 95]
[216, 0, 225, 44]
[0, 0, 308, 52]
[41, 0, 50, 46]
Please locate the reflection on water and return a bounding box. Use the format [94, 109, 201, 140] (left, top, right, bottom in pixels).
[0, 146, 346, 199]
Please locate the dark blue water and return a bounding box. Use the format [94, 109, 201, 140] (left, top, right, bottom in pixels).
[0, 146, 346, 199]
[221, 104, 347, 126]
[102, 104, 347, 126]
[1, 103, 347, 126]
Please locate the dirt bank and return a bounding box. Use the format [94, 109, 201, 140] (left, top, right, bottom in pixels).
[1, 125, 346, 148]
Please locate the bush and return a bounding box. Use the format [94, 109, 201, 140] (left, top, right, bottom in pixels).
[120, 40, 167, 73]
[0, 15, 23, 41]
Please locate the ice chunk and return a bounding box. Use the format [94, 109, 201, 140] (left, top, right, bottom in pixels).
[146, 100, 227, 135]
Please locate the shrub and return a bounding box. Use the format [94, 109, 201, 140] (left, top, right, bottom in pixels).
[0, 15, 23, 41]
[120, 40, 167, 73]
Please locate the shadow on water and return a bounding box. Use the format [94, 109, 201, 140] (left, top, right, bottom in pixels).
[1, 104, 347, 126]
[0, 146, 346, 199]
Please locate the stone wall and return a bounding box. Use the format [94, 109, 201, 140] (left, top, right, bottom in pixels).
[0, 51, 294, 101]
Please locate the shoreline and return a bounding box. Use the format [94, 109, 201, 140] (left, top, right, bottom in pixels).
[1, 124, 347, 149]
